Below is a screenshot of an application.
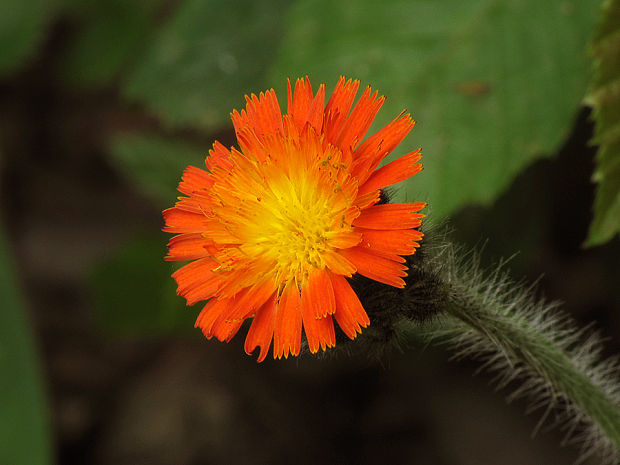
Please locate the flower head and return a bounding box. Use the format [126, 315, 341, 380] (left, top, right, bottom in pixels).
[163, 76, 425, 361]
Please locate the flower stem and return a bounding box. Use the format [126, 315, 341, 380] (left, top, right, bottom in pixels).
[358, 232, 620, 461]
[443, 285, 620, 456]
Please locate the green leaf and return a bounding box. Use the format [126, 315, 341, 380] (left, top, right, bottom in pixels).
[90, 234, 196, 335]
[108, 132, 204, 208]
[60, 0, 161, 86]
[0, 0, 53, 74]
[0, 226, 52, 465]
[585, 0, 620, 246]
[270, 0, 600, 218]
[123, 0, 291, 129]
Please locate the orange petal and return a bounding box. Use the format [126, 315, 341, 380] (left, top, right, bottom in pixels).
[182, 279, 220, 306]
[244, 89, 283, 137]
[317, 316, 336, 350]
[235, 127, 269, 162]
[172, 258, 216, 286]
[353, 189, 381, 210]
[339, 246, 408, 288]
[206, 141, 232, 171]
[306, 83, 325, 132]
[358, 228, 423, 256]
[201, 220, 240, 244]
[282, 114, 300, 139]
[162, 208, 210, 234]
[324, 79, 363, 159]
[210, 308, 244, 343]
[195, 298, 230, 338]
[301, 285, 336, 353]
[213, 264, 261, 299]
[173, 193, 212, 215]
[305, 268, 336, 318]
[335, 86, 385, 151]
[327, 230, 362, 249]
[288, 76, 314, 130]
[362, 248, 407, 263]
[358, 149, 422, 196]
[178, 166, 213, 195]
[342, 205, 362, 226]
[351, 113, 415, 184]
[331, 273, 370, 339]
[165, 233, 213, 261]
[353, 203, 426, 230]
[244, 295, 277, 362]
[324, 77, 360, 129]
[172, 258, 220, 304]
[225, 280, 276, 322]
[323, 250, 357, 276]
[231, 108, 251, 135]
[273, 282, 302, 359]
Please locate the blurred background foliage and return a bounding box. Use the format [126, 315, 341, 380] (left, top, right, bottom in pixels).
[0, 0, 619, 464]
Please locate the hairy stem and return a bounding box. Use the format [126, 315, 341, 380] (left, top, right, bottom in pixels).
[356, 229, 620, 461]
[444, 285, 620, 454]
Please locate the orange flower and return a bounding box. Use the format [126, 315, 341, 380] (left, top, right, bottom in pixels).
[163, 76, 425, 361]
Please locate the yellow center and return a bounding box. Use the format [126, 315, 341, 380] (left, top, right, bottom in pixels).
[250, 180, 333, 275]
[209, 132, 357, 288]
[238, 165, 347, 285]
